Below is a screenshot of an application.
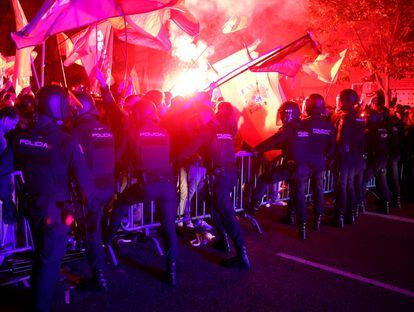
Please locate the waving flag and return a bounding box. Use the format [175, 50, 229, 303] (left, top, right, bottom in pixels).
[12, 0, 35, 95]
[302, 49, 347, 83]
[56, 32, 83, 66]
[250, 33, 321, 77]
[11, 0, 178, 49]
[111, 11, 172, 51]
[111, 1, 199, 51]
[170, 1, 199, 36]
[64, 21, 114, 90]
[213, 43, 285, 149]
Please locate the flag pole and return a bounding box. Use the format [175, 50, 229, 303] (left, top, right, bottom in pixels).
[56, 36, 68, 88]
[123, 15, 128, 83]
[206, 33, 312, 91]
[40, 41, 45, 86]
[30, 54, 40, 90]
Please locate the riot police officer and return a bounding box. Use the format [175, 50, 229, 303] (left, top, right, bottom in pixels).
[14, 85, 92, 311]
[301, 94, 335, 230]
[365, 90, 392, 213]
[108, 99, 178, 285]
[387, 106, 404, 209]
[353, 101, 368, 216]
[176, 104, 250, 269]
[334, 89, 365, 227]
[71, 91, 115, 291]
[251, 101, 311, 240]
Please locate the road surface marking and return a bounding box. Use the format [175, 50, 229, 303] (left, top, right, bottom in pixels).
[364, 212, 414, 224]
[276, 252, 414, 298]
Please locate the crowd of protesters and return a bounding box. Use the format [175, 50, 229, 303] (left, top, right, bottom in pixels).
[0, 73, 414, 311]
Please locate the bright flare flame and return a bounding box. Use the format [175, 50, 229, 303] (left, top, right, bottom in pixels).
[165, 24, 216, 97]
[170, 68, 209, 97]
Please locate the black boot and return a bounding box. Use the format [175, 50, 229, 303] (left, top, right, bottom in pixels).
[78, 269, 108, 292]
[93, 269, 108, 291]
[248, 200, 260, 215]
[346, 210, 356, 225]
[166, 260, 177, 286]
[289, 209, 296, 225]
[384, 201, 390, 214]
[314, 214, 322, 231]
[360, 201, 366, 213]
[284, 208, 296, 225]
[211, 233, 231, 255]
[395, 196, 402, 209]
[299, 223, 307, 240]
[221, 246, 250, 270]
[337, 213, 345, 228]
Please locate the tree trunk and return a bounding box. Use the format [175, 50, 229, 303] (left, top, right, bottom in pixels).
[384, 73, 390, 108]
[375, 73, 390, 108]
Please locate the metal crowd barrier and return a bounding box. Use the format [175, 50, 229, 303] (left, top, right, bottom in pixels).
[0, 171, 34, 286]
[0, 172, 33, 261]
[0, 172, 88, 286]
[111, 152, 380, 264]
[115, 152, 264, 258]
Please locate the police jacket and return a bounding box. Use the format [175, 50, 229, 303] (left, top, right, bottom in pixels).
[14, 116, 92, 205]
[254, 120, 310, 165]
[404, 124, 414, 164]
[71, 113, 115, 191]
[132, 120, 173, 179]
[388, 115, 404, 158]
[366, 109, 390, 160]
[176, 119, 236, 172]
[301, 114, 335, 166]
[335, 110, 366, 165]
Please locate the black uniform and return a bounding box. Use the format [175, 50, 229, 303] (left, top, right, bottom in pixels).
[14, 116, 92, 312]
[387, 114, 404, 204]
[71, 113, 115, 274]
[253, 120, 310, 224]
[404, 124, 414, 201]
[110, 120, 178, 264]
[177, 120, 246, 253]
[365, 109, 392, 206]
[0, 145, 16, 225]
[334, 111, 365, 221]
[302, 114, 335, 219]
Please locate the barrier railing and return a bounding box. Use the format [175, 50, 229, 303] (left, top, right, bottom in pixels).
[0, 172, 87, 286]
[117, 152, 379, 244]
[0, 171, 33, 261]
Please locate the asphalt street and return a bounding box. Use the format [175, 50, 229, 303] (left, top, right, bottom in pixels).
[1, 198, 414, 312]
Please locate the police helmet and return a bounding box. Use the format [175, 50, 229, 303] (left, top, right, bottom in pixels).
[216, 101, 234, 118]
[304, 93, 325, 115]
[132, 98, 159, 123]
[277, 101, 300, 125]
[337, 89, 358, 112]
[124, 95, 141, 112]
[72, 91, 97, 116]
[15, 93, 35, 115]
[195, 104, 215, 126]
[35, 85, 69, 121]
